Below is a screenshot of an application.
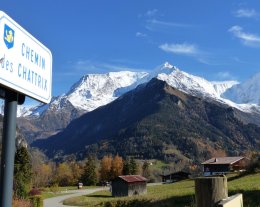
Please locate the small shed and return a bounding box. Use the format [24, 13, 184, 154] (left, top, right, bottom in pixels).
[112, 175, 147, 197]
[161, 171, 190, 183]
[202, 156, 246, 176]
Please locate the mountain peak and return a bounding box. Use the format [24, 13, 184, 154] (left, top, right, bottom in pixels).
[148, 62, 176, 79]
[223, 72, 260, 104]
[163, 61, 174, 69]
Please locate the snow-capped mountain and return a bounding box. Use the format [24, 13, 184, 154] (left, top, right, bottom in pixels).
[156, 63, 238, 99]
[222, 73, 260, 105]
[2, 62, 259, 119]
[0, 100, 40, 117]
[4, 62, 241, 117]
[64, 71, 148, 111]
[11, 62, 260, 142]
[18, 71, 149, 117]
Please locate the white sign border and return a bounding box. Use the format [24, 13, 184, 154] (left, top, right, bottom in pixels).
[0, 11, 52, 103]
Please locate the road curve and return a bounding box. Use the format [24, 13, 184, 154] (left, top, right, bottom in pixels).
[44, 187, 107, 207]
[44, 183, 161, 207]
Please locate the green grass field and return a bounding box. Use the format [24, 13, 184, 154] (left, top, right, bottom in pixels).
[63, 173, 260, 207]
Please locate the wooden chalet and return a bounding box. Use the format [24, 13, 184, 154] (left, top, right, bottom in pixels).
[201, 156, 246, 176]
[112, 175, 147, 197]
[161, 171, 190, 183]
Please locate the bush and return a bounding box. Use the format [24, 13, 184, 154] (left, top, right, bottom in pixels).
[28, 195, 43, 207]
[29, 188, 41, 196]
[104, 199, 150, 207]
[49, 183, 59, 194]
[247, 157, 260, 173]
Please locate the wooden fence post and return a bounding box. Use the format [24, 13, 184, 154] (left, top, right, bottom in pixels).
[195, 176, 228, 207]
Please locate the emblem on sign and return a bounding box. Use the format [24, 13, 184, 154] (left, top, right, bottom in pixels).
[3, 24, 15, 49]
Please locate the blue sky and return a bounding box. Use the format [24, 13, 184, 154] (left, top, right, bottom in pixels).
[1, 0, 260, 104]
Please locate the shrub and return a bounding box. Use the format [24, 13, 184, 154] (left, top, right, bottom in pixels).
[29, 188, 41, 196]
[49, 183, 59, 194]
[104, 199, 150, 207]
[247, 157, 260, 173]
[28, 195, 43, 207]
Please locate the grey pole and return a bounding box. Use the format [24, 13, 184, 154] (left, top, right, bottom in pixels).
[0, 90, 18, 207]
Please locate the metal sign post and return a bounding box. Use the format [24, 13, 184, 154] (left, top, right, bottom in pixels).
[0, 90, 24, 207]
[0, 10, 52, 207]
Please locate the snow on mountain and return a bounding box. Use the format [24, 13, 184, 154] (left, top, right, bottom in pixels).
[212, 81, 239, 96]
[17, 105, 40, 117]
[222, 72, 260, 104]
[21, 71, 148, 117]
[154, 64, 260, 114]
[0, 99, 46, 117]
[64, 71, 148, 111]
[3, 62, 258, 117]
[156, 63, 238, 99]
[0, 71, 148, 117]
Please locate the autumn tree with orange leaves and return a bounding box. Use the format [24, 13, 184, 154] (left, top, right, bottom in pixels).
[99, 154, 124, 182]
[111, 154, 123, 179]
[99, 155, 113, 182]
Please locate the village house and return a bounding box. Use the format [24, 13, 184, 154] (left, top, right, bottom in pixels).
[160, 171, 190, 183]
[111, 175, 147, 197]
[201, 156, 247, 176]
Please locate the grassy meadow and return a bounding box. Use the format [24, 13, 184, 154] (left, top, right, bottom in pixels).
[63, 173, 260, 207]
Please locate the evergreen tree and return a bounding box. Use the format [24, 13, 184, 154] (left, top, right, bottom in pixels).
[81, 156, 97, 186]
[13, 146, 32, 198]
[129, 157, 138, 175]
[123, 158, 130, 175]
[142, 160, 151, 179]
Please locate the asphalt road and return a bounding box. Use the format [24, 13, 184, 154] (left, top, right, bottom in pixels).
[43, 187, 107, 207]
[43, 183, 162, 207]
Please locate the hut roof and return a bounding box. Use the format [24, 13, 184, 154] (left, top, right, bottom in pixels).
[201, 157, 244, 165]
[118, 175, 147, 183]
[160, 171, 190, 177]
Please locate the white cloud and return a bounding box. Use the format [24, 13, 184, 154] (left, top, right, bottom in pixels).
[145, 9, 158, 17]
[136, 32, 147, 37]
[146, 19, 192, 31]
[66, 60, 148, 74]
[138, 9, 158, 18]
[100, 63, 147, 72]
[159, 43, 218, 65]
[159, 43, 198, 55]
[229, 25, 260, 47]
[234, 8, 258, 18]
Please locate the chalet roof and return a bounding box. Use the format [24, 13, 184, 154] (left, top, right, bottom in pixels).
[201, 157, 244, 165]
[118, 175, 148, 183]
[160, 171, 190, 177]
